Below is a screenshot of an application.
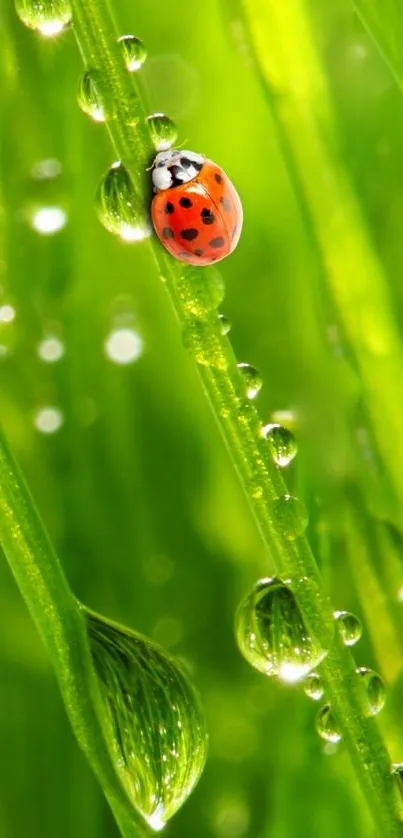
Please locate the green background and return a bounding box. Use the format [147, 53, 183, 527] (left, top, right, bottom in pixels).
[1, 0, 403, 836]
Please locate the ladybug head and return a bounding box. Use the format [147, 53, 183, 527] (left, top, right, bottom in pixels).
[151, 149, 205, 192]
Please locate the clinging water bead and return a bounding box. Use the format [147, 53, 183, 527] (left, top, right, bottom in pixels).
[15, 0, 72, 36]
[150, 149, 243, 266]
[334, 610, 362, 646]
[118, 35, 147, 72]
[356, 667, 386, 716]
[316, 704, 342, 744]
[262, 423, 297, 467]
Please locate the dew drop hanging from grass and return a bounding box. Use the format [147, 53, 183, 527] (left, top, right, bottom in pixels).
[146, 113, 178, 151]
[356, 667, 386, 717]
[85, 609, 208, 829]
[334, 610, 362, 646]
[235, 577, 331, 684]
[237, 363, 262, 399]
[77, 70, 115, 123]
[118, 35, 147, 72]
[262, 423, 297, 468]
[15, 0, 72, 36]
[96, 162, 151, 243]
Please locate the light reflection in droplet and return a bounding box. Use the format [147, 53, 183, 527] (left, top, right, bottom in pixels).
[146, 807, 166, 832]
[34, 407, 63, 434]
[104, 327, 143, 365]
[31, 206, 67, 235]
[0, 305, 16, 323]
[119, 222, 152, 242]
[38, 20, 66, 37]
[38, 336, 65, 362]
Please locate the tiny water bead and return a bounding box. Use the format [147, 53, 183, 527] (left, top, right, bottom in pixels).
[37, 336, 65, 363]
[146, 113, 178, 151]
[316, 704, 342, 744]
[262, 423, 297, 468]
[392, 764, 403, 794]
[77, 70, 115, 123]
[118, 35, 147, 72]
[97, 162, 151, 242]
[104, 328, 143, 365]
[334, 610, 362, 647]
[303, 672, 324, 701]
[272, 494, 308, 540]
[235, 577, 330, 684]
[34, 406, 63, 434]
[356, 667, 386, 716]
[218, 314, 231, 335]
[237, 363, 262, 400]
[86, 610, 207, 829]
[15, 0, 72, 36]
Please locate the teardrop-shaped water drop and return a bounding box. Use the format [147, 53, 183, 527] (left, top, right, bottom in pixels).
[303, 672, 324, 701]
[334, 610, 362, 646]
[235, 577, 330, 684]
[237, 363, 262, 400]
[118, 35, 147, 72]
[96, 162, 151, 242]
[272, 494, 308, 540]
[77, 70, 115, 123]
[146, 113, 178, 151]
[15, 0, 71, 36]
[316, 704, 342, 743]
[86, 610, 208, 829]
[218, 313, 231, 335]
[262, 423, 297, 467]
[356, 667, 385, 716]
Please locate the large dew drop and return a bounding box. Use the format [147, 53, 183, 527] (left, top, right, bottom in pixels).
[77, 70, 115, 123]
[118, 35, 147, 72]
[86, 610, 208, 830]
[262, 423, 297, 468]
[146, 113, 178, 151]
[316, 704, 342, 743]
[15, 0, 71, 36]
[96, 162, 151, 242]
[237, 363, 262, 400]
[334, 610, 362, 647]
[235, 577, 330, 684]
[356, 667, 386, 716]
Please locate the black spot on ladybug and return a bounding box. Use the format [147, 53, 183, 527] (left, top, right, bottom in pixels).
[162, 227, 174, 239]
[210, 236, 225, 249]
[194, 248, 204, 257]
[179, 197, 193, 208]
[201, 208, 215, 225]
[164, 201, 175, 214]
[181, 228, 199, 241]
[214, 173, 223, 184]
[220, 196, 231, 211]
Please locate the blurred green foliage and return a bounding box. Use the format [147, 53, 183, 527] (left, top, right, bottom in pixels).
[1, 0, 403, 836]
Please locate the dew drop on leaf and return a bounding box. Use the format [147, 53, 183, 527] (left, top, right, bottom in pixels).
[96, 162, 151, 242]
[272, 494, 308, 540]
[316, 704, 342, 743]
[218, 314, 231, 335]
[237, 363, 262, 400]
[356, 667, 386, 716]
[118, 35, 147, 72]
[235, 577, 330, 684]
[15, 0, 71, 36]
[86, 610, 208, 829]
[303, 672, 324, 701]
[77, 70, 115, 123]
[146, 113, 178, 151]
[334, 610, 362, 646]
[262, 423, 297, 467]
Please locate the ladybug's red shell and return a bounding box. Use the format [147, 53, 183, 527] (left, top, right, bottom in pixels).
[151, 151, 242, 266]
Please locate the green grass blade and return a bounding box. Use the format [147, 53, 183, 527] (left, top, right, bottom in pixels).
[353, 0, 403, 88]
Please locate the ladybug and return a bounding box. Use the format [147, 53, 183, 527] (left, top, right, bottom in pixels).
[150, 150, 243, 266]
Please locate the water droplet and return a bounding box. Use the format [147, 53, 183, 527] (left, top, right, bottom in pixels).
[182, 319, 228, 370]
[356, 667, 386, 716]
[237, 363, 262, 400]
[146, 113, 178, 151]
[235, 577, 329, 683]
[272, 495, 308, 540]
[334, 610, 362, 646]
[104, 327, 143, 365]
[0, 305, 16, 324]
[316, 704, 342, 743]
[118, 35, 147, 72]
[30, 206, 67, 235]
[303, 672, 324, 701]
[77, 70, 115, 123]
[262, 423, 297, 467]
[34, 406, 63, 434]
[97, 162, 151, 242]
[37, 336, 65, 362]
[15, 0, 71, 36]
[86, 610, 207, 827]
[392, 763, 403, 795]
[176, 267, 225, 317]
[218, 314, 231, 335]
